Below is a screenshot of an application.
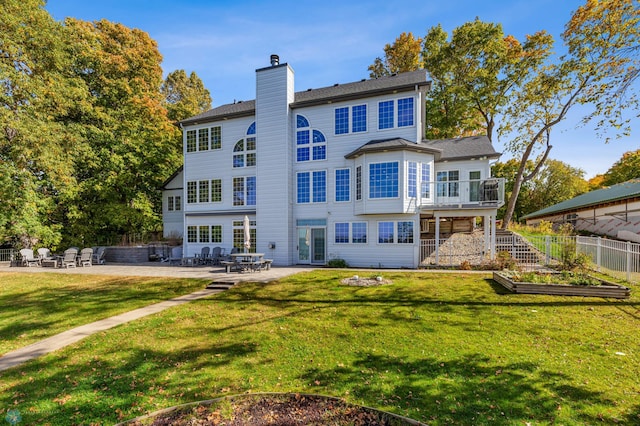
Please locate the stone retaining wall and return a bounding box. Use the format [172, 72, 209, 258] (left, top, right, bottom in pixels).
[104, 245, 170, 263]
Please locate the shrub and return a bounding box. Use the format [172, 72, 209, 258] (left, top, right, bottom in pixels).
[558, 238, 591, 272]
[460, 260, 472, 270]
[537, 220, 554, 235]
[478, 251, 518, 271]
[326, 258, 349, 268]
[496, 251, 517, 270]
[557, 223, 575, 236]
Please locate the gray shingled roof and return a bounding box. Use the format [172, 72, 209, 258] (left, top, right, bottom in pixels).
[423, 135, 501, 162]
[180, 100, 256, 125]
[523, 179, 640, 220]
[344, 135, 500, 161]
[292, 69, 429, 107]
[180, 68, 430, 126]
[344, 138, 442, 159]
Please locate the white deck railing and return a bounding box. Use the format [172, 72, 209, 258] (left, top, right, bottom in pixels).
[420, 234, 640, 283]
[417, 178, 505, 208]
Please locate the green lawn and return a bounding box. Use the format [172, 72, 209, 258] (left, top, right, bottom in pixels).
[1, 270, 639, 425]
[0, 272, 211, 355]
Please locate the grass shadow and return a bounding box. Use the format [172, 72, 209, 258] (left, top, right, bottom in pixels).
[299, 352, 615, 425]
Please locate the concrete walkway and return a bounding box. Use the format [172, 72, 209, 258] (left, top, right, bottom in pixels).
[0, 263, 311, 372]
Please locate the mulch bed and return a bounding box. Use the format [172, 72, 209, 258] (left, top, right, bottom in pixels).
[122, 393, 422, 425]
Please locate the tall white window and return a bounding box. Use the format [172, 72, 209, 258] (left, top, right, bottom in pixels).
[233, 123, 257, 168]
[296, 115, 326, 162]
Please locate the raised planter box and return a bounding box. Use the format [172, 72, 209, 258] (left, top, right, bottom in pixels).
[493, 272, 631, 299]
[116, 393, 425, 426]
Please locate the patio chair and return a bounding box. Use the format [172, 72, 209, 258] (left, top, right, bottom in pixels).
[61, 248, 78, 268]
[79, 248, 93, 267]
[37, 248, 58, 268]
[167, 246, 183, 266]
[222, 246, 239, 262]
[92, 246, 107, 265]
[19, 249, 40, 267]
[196, 246, 211, 265]
[210, 246, 222, 265]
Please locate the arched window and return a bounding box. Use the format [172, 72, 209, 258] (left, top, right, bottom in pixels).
[296, 115, 326, 162]
[296, 115, 309, 128]
[233, 122, 256, 168]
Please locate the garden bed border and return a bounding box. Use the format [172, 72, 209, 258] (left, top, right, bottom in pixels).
[493, 271, 631, 299]
[115, 392, 426, 426]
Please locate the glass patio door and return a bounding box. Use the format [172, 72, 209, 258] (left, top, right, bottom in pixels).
[436, 170, 460, 202]
[311, 228, 326, 264]
[469, 171, 481, 202]
[297, 228, 310, 264]
[297, 227, 326, 264]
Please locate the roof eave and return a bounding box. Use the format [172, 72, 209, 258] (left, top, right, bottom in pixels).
[292, 81, 431, 109]
[523, 193, 640, 220]
[160, 165, 184, 190]
[179, 109, 256, 127]
[437, 152, 502, 163]
[345, 144, 441, 160]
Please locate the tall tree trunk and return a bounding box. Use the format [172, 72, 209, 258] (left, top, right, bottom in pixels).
[502, 132, 553, 228]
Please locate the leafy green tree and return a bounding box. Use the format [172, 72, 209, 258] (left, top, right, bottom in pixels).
[1, 5, 212, 248]
[521, 160, 589, 215]
[422, 21, 553, 140]
[0, 0, 86, 248]
[368, 32, 423, 78]
[63, 19, 181, 245]
[501, 0, 640, 227]
[161, 70, 211, 123]
[602, 149, 640, 185]
[588, 174, 606, 190]
[493, 159, 588, 221]
[492, 159, 534, 221]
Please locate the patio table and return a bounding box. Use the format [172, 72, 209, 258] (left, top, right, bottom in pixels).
[229, 253, 265, 273]
[181, 257, 197, 267]
[41, 256, 60, 268]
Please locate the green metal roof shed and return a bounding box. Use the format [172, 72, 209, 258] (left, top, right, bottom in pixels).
[522, 179, 640, 220]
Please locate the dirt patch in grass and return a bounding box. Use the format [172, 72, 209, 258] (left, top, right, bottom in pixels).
[122, 393, 420, 425]
[340, 276, 393, 286]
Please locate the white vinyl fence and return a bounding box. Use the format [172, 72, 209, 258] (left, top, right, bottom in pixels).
[421, 234, 640, 283]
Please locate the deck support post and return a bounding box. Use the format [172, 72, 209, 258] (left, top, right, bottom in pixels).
[490, 214, 497, 259]
[435, 214, 440, 265]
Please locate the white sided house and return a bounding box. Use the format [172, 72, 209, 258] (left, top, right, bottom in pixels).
[171, 55, 504, 268]
[161, 166, 183, 240]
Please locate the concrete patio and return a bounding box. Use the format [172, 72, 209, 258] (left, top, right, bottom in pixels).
[0, 262, 315, 283]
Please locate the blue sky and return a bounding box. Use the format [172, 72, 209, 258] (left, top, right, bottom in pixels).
[45, 0, 638, 179]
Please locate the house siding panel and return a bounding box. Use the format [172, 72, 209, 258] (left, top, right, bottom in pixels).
[326, 214, 419, 268]
[256, 64, 295, 265]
